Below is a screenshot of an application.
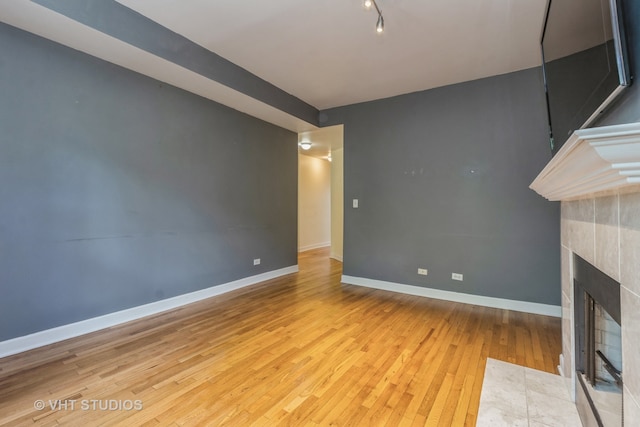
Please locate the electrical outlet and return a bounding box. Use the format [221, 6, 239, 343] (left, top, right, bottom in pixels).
[418, 268, 428, 276]
[452, 273, 463, 281]
[353, 199, 359, 208]
[253, 258, 261, 266]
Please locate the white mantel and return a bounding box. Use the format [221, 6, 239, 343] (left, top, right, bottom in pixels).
[530, 122, 640, 201]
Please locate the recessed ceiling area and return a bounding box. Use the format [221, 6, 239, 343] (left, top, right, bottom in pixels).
[298, 125, 344, 160]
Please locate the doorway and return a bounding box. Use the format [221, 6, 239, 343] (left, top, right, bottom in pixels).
[297, 125, 343, 262]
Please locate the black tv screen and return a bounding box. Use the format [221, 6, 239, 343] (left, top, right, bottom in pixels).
[541, 0, 631, 154]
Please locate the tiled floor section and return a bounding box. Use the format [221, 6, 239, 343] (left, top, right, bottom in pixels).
[477, 358, 582, 427]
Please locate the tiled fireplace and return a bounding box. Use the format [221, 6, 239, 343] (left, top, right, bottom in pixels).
[530, 122, 640, 425]
[560, 190, 640, 425]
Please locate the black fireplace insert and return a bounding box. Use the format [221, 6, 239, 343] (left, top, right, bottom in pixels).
[574, 254, 623, 427]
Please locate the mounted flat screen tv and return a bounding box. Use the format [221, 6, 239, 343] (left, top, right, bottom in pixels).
[541, 0, 632, 154]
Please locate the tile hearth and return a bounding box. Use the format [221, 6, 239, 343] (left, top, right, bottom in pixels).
[477, 358, 581, 427]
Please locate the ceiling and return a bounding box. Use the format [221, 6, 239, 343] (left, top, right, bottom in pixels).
[2, 0, 548, 131]
[115, 0, 548, 109]
[299, 125, 344, 160]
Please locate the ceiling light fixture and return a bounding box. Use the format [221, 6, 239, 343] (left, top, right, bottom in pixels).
[366, 0, 384, 34]
[376, 14, 384, 33]
[299, 141, 312, 150]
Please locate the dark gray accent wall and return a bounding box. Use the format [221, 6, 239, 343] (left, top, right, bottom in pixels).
[33, 0, 319, 126]
[0, 23, 298, 341]
[321, 68, 560, 306]
[597, 0, 640, 125]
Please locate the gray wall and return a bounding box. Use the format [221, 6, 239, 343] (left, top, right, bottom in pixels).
[33, 0, 319, 126]
[0, 24, 298, 341]
[597, 0, 640, 125]
[321, 68, 561, 305]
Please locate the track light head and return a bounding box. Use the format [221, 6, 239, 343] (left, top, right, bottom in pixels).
[376, 14, 384, 33]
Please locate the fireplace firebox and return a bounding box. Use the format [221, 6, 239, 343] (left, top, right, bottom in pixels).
[574, 254, 623, 427]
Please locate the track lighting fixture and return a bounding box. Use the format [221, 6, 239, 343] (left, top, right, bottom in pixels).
[364, 0, 384, 34]
[376, 14, 384, 33]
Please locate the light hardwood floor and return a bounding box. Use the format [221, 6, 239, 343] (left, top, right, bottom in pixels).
[0, 248, 561, 426]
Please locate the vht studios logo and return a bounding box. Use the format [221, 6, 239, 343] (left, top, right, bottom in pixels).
[34, 399, 143, 411]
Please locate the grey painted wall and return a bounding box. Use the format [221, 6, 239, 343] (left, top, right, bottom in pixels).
[598, 0, 640, 125]
[33, 0, 319, 126]
[0, 24, 298, 341]
[321, 68, 561, 306]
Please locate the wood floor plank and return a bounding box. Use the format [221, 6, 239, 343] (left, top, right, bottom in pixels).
[0, 247, 561, 425]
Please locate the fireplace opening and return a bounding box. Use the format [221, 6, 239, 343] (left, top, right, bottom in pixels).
[574, 254, 622, 427]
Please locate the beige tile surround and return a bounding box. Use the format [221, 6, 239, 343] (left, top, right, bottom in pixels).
[560, 186, 640, 423]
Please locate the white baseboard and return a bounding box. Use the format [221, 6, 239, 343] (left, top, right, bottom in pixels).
[558, 354, 565, 377]
[330, 254, 343, 262]
[341, 275, 561, 317]
[0, 265, 298, 358]
[298, 242, 330, 252]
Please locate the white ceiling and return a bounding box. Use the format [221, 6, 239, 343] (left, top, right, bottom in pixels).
[299, 125, 344, 159]
[2, 0, 549, 131]
[116, 0, 548, 109]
